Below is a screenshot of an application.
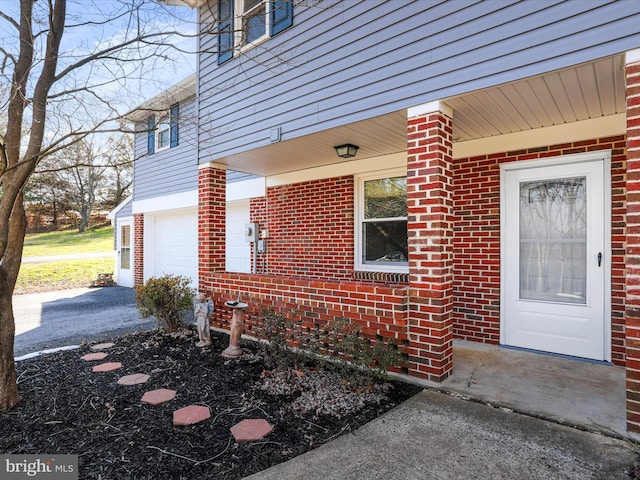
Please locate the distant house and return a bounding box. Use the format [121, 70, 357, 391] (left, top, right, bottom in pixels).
[144, 0, 640, 433]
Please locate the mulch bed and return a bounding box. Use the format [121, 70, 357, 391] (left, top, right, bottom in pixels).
[0, 327, 422, 479]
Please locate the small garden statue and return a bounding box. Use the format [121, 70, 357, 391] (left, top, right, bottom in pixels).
[193, 293, 214, 347]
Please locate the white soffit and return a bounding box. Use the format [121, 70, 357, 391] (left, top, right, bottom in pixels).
[453, 114, 625, 159]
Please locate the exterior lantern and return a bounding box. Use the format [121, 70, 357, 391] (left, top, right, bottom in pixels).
[334, 144, 359, 158]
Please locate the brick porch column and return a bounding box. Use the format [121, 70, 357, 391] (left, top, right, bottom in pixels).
[198, 163, 226, 292]
[133, 213, 144, 287]
[406, 101, 454, 382]
[626, 49, 640, 434]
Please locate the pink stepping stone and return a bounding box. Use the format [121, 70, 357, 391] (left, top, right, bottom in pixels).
[92, 362, 122, 373]
[230, 419, 274, 443]
[141, 388, 177, 406]
[81, 352, 108, 361]
[173, 405, 210, 426]
[91, 342, 115, 351]
[117, 373, 150, 385]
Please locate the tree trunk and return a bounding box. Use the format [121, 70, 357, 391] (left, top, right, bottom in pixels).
[0, 199, 27, 411]
[0, 291, 20, 412]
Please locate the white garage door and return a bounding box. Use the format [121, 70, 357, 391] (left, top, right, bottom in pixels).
[226, 200, 251, 273]
[149, 208, 198, 285]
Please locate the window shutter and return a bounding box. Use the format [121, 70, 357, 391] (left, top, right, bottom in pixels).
[271, 0, 293, 36]
[147, 116, 155, 155]
[170, 104, 179, 148]
[218, 0, 234, 65]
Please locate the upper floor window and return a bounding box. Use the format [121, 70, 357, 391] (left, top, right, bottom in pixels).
[156, 118, 171, 151]
[242, 0, 268, 45]
[147, 103, 179, 155]
[355, 171, 408, 272]
[218, 0, 293, 65]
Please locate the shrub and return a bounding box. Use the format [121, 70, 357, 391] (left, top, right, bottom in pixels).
[135, 275, 196, 332]
[255, 309, 302, 369]
[256, 311, 405, 388]
[316, 318, 405, 388]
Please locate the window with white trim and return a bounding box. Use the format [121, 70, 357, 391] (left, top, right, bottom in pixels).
[146, 103, 179, 155]
[355, 171, 408, 272]
[156, 118, 171, 150]
[218, 0, 293, 64]
[241, 0, 269, 46]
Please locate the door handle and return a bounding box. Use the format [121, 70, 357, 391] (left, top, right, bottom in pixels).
[598, 252, 602, 267]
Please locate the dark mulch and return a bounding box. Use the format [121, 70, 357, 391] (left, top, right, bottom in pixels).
[0, 327, 422, 479]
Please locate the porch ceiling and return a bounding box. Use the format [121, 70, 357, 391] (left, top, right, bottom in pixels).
[221, 54, 626, 177]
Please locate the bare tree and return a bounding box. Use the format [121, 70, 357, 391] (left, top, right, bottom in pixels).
[0, 0, 197, 411]
[101, 134, 133, 210]
[51, 139, 107, 233]
[23, 168, 69, 230]
[27, 133, 133, 230]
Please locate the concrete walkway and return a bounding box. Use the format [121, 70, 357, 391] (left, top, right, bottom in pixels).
[247, 390, 636, 480]
[246, 341, 638, 480]
[421, 340, 628, 438]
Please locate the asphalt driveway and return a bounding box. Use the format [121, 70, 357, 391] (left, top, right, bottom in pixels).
[12, 286, 157, 358]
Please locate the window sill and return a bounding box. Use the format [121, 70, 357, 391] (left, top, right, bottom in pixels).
[239, 34, 269, 54]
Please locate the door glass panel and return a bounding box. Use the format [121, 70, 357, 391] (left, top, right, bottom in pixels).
[120, 224, 131, 270]
[519, 177, 586, 304]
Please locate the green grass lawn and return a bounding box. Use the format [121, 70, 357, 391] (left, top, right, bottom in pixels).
[16, 226, 116, 294]
[22, 225, 113, 257]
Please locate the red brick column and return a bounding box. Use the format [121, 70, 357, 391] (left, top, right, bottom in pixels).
[406, 102, 454, 382]
[198, 164, 226, 292]
[133, 213, 144, 286]
[626, 50, 640, 434]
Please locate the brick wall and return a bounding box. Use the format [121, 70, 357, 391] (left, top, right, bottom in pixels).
[206, 176, 411, 372]
[452, 137, 627, 365]
[198, 166, 226, 291]
[205, 272, 409, 370]
[199, 136, 627, 378]
[250, 176, 354, 280]
[133, 213, 144, 286]
[625, 56, 640, 432]
[405, 107, 454, 381]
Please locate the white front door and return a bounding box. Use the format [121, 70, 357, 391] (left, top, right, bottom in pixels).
[501, 153, 610, 361]
[117, 219, 133, 288]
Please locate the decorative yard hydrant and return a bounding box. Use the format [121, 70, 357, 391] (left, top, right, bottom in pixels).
[193, 293, 214, 347]
[221, 300, 248, 358]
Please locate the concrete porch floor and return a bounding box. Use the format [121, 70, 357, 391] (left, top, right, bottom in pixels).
[418, 339, 630, 439]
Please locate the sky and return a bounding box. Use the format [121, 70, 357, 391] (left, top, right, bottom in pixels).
[0, 0, 198, 135]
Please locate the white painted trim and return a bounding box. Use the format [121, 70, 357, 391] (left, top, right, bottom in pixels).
[627, 49, 640, 64]
[455, 114, 624, 159]
[227, 177, 266, 201]
[132, 190, 197, 214]
[499, 150, 612, 362]
[408, 100, 453, 119]
[107, 196, 132, 220]
[198, 161, 227, 170]
[126, 74, 195, 123]
[499, 150, 612, 173]
[267, 152, 406, 187]
[116, 216, 134, 288]
[354, 168, 409, 274]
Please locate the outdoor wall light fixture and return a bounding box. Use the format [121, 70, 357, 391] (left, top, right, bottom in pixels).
[334, 144, 359, 158]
